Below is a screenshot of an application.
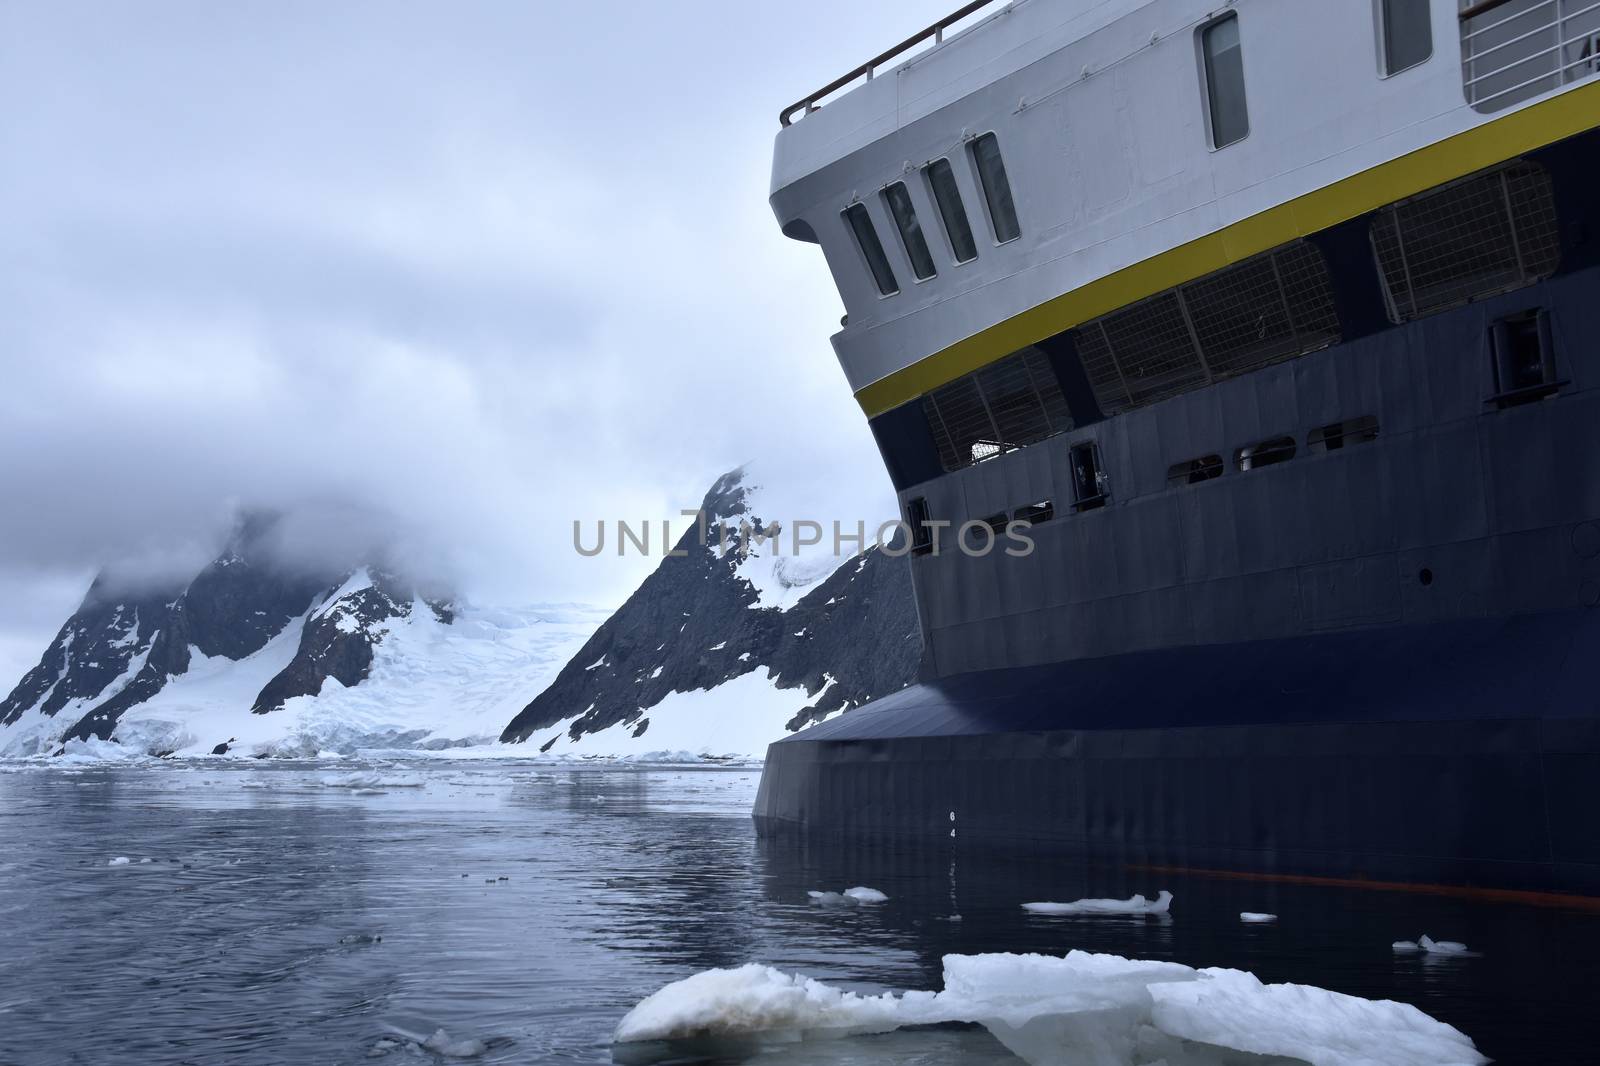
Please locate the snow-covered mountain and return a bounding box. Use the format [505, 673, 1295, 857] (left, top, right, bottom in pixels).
[499, 465, 921, 757]
[0, 514, 606, 758]
[2, 467, 920, 761]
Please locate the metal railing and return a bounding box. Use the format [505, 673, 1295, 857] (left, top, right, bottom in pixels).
[779, 0, 1010, 127]
[1461, 0, 1600, 111]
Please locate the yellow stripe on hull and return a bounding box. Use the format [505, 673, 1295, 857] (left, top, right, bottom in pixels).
[856, 79, 1600, 419]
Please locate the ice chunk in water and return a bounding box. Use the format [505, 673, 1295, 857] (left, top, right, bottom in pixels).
[1022, 890, 1173, 916]
[422, 1028, 486, 1058]
[612, 963, 905, 1045]
[806, 890, 859, 907]
[1240, 912, 1277, 923]
[614, 950, 1487, 1066]
[1419, 935, 1471, 956]
[1394, 936, 1471, 956]
[322, 773, 424, 790]
[843, 886, 888, 903]
[1149, 964, 1486, 1066]
[107, 857, 131, 866]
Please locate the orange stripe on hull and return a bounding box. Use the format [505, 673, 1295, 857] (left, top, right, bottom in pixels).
[1128, 863, 1600, 912]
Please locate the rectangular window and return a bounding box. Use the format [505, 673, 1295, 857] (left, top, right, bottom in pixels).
[882, 182, 937, 281]
[1235, 435, 1296, 472]
[907, 497, 934, 556]
[1202, 14, 1249, 148]
[1307, 416, 1380, 453]
[842, 202, 899, 296]
[924, 158, 979, 263]
[1379, 0, 1431, 75]
[1167, 455, 1224, 487]
[1490, 310, 1560, 406]
[1069, 442, 1108, 511]
[1015, 501, 1054, 525]
[969, 133, 1020, 244]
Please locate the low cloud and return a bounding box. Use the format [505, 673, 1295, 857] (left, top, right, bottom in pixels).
[0, 1, 954, 680]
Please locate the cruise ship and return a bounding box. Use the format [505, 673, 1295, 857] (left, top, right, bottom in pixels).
[753, 0, 1600, 898]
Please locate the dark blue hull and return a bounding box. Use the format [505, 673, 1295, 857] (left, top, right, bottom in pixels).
[756, 610, 1600, 895]
[754, 127, 1600, 898]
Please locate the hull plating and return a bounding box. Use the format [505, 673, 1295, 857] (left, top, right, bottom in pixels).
[755, 609, 1600, 894]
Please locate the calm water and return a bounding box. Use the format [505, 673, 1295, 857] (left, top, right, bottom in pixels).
[1, 760, 1596, 1065]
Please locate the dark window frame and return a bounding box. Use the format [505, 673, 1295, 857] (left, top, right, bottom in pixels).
[842, 201, 900, 297]
[1307, 416, 1381, 453]
[968, 131, 1021, 245]
[906, 497, 934, 556]
[1489, 308, 1564, 407]
[1200, 13, 1250, 150]
[1069, 441, 1109, 511]
[1234, 435, 1297, 472]
[1377, 0, 1432, 77]
[923, 157, 980, 265]
[1167, 455, 1224, 487]
[882, 181, 938, 282]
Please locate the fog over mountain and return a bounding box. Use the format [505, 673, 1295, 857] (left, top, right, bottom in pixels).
[0, 0, 964, 683]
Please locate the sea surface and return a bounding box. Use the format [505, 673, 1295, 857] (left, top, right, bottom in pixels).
[1, 758, 1596, 1065]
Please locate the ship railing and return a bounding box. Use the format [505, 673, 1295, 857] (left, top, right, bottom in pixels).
[779, 0, 1009, 127]
[1460, 0, 1600, 111]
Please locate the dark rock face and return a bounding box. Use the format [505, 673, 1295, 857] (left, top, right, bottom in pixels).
[252, 570, 448, 714]
[0, 576, 179, 729]
[1, 511, 453, 749]
[501, 467, 921, 745]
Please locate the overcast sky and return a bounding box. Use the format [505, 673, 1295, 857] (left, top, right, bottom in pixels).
[0, 0, 962, 684]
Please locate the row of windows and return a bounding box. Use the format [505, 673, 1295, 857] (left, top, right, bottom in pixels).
[844, 131, 1021, 298]
[918, 293, 1561, 543]
[1199, 1, 1432, 153]
[1167, 416, 1382, 487]
[906, 441, 1103, 555]
[923, 157, 1559, 472]
[842, 1, 1584, 300]
[1203, 0, 1597, 132]
[904, 412, 1383, 559]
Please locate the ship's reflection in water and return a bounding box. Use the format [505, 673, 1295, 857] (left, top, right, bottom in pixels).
[0, 761, 1595, 1064]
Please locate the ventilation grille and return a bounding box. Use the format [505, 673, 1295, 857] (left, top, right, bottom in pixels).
[1074, 241, 1341, 416]
[924, 346, 1072, 471]
[1371, 162, 1560, 323]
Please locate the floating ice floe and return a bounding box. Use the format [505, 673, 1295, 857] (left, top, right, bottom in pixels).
[422, 1028, 486, 1058]
[613, 950, 1487, 1066]
[1394, 935, 1472, 956]
[1240, 912, 1277, 923]
[807, 886, 888, 906]
[1022, 890, 1173, 916]
[320, 772, 425, 791]
[107, 857, 131, 866]
[371, 1025, 490, 1060]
